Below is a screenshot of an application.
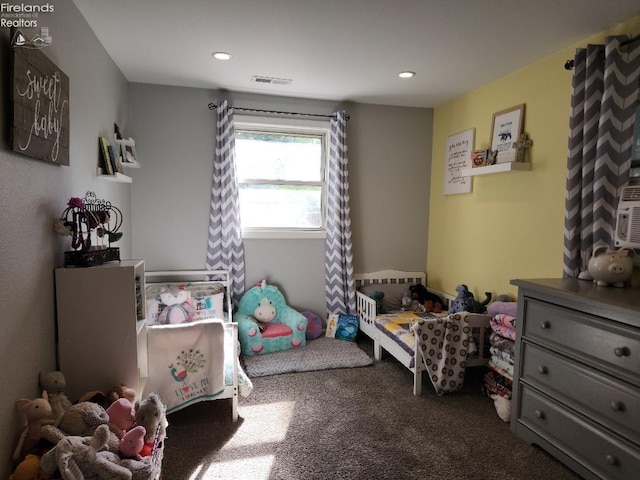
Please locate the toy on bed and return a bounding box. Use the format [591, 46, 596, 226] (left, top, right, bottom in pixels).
[234, 280, 308, 356]
[145, 270, 250, 421]
[355, 270, 491, 395]
[403, 284, 444, 313]
[155, 287, 197, 324]
[448, 284, 492, 314]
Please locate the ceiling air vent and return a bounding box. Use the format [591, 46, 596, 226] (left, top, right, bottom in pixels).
[251, 75, 293, 86]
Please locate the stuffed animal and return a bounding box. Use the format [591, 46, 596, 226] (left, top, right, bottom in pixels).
[106, 385, 136, 406]
[39, 424, 133, 480]
[408, 284, 444, 313]
[42, 401, 120, 454]
[157, 287, 196, 324]
[106, 398, 135, 438]
[118, 425, 146, 460]
[39, 371, 72, 426]
[448, 285, 492, 314]
[12, 391, 54, 462]
[134, 393, 167, 457]
[9, 453, 48, 480]
[491, 394, 511, 422]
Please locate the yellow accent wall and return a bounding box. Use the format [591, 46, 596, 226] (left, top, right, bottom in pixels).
[427, 15, 640, 299]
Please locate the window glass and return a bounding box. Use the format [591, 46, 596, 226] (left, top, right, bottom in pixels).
[234, 121, 327, 234]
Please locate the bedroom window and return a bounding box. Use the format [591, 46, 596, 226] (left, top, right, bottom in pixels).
[234, 117, 328, 238]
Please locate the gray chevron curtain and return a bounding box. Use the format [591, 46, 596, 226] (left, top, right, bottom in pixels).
[206, 100, 246, 305]
[563, 36, 640, 279]
[325, 111, 356, 315]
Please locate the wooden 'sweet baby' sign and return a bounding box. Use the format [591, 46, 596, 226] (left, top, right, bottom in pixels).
[11, 46, 69, 165]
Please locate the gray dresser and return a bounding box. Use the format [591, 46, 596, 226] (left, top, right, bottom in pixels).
[510, 278, 640, 480]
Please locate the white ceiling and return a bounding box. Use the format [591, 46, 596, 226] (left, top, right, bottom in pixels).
[73, 0, 640, 108]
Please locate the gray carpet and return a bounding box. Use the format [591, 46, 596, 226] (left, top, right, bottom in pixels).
[161, 337, 581, 480]
[242, 336, 373, 377]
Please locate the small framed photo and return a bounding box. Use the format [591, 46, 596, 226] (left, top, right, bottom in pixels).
[490, 104, 524, 163]
[115, 137, 137, 165]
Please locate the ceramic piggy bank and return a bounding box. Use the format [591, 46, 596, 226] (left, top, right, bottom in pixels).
[587, 246, 635, 287]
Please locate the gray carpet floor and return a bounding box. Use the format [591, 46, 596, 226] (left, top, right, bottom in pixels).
[160, 337, 581, 480]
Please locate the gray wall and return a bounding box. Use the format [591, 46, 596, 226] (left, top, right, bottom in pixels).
[129, 85, 433, 318]
[0, 2, 130, 476]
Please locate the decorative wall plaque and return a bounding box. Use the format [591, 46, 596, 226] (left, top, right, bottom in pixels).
[11, 46, 69, 165]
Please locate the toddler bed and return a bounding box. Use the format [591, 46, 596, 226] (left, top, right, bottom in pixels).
[144, 270, 253, 420]
[355, 270, 490, 396]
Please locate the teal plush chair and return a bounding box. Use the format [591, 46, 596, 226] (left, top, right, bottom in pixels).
[234, 281, 308, 356]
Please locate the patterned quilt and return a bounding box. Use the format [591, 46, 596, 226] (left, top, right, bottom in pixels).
[374, 311, 473, 395]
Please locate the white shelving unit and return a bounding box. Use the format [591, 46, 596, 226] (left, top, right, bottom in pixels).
[462, 162, 531, 177]
[55, 260, 148, 401]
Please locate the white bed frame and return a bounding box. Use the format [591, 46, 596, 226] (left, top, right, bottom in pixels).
[145, 270, 238, 421]
[355, 270, 490, 396]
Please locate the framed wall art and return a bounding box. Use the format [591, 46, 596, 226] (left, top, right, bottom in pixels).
[11, 46, 70, 165]
[490, 104, 524, 164]
[444, 128, 474, 195]
[114, 137, 138, 165]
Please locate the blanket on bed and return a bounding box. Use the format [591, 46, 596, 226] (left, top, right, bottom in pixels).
[411, 312, 472, 395]
[146, 319, 225, 414]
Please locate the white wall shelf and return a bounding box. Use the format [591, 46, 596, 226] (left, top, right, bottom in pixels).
[97, 168, 132, 183]
[462, 162, 531, 177]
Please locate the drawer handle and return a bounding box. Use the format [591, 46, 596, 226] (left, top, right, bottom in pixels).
[610, 401, 625, 412]
[614, 346, 630, 357]
[534, 409, 545, 420]
[539, 320, 551, 329]
[538, 366, 548, 375]
[605, 454, 618, 466]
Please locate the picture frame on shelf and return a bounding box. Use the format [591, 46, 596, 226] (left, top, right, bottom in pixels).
[490, 104, 524, 164]
[115, 137, 138, 165]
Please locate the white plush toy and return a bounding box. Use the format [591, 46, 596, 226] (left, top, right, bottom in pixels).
[491, 394, 511, 422]
[40, 424, 132, 480]
[157, 287, 196, 324]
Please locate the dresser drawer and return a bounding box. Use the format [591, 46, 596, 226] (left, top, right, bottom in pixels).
[520, 341, 640, 445]
[523, 299, 640, 384]
[518, 385, 640, 480]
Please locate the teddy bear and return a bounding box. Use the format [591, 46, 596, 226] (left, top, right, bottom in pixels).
[157, 287, 196, 324]
[39, 371, 72, 426]
[39, 424, 133, 480]
[12, 391, 55, 462]
[134, 393, 167, 457]
[41, 401, 120, 454]
[106, 385, 137, 406]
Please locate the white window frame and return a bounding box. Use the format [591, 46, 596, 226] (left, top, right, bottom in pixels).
[234, 114, 329, 239]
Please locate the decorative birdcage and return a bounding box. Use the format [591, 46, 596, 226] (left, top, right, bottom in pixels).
[54, 191, 123, 267]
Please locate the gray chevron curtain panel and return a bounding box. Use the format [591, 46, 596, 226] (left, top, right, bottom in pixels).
[563, 35, 640, 279]
[206, 100, 246, 304]
[325, 111, 356, 315]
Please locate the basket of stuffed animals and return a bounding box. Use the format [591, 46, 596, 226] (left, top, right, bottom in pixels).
[11, 374, 167, 480]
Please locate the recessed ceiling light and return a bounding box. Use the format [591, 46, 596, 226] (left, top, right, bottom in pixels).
[398, 71, 416, 78]
[212, 52, 232, 61]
